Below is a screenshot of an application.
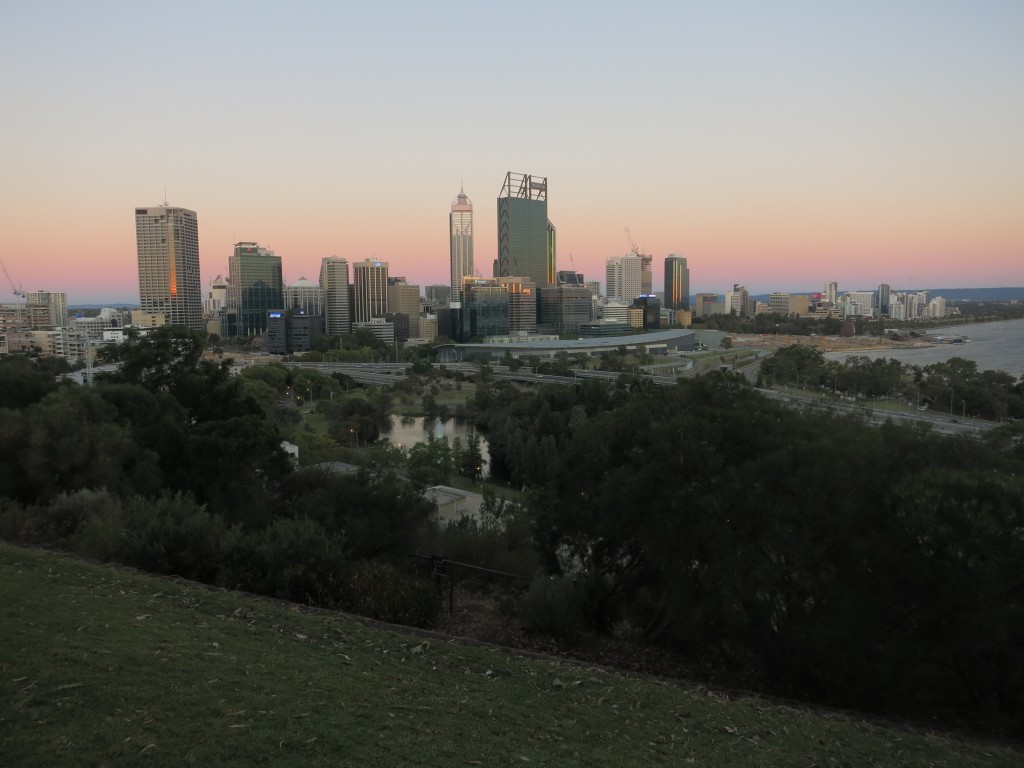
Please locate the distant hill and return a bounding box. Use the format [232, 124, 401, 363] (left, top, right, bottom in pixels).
[918, 287, 1024, 302]
[747, 287, 1024, 303]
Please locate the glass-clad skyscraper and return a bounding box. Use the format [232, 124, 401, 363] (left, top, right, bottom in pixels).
[450, 188, 474, 304]
[228, 242, 283, 336]
[497, 172, 555, 288]
[664, 254, 690, 310]
[135, 205, 203, 330]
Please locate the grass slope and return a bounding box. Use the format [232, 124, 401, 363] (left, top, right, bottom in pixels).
[1, 542, 1018, 767]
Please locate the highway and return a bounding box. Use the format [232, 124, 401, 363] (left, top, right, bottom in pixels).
[266, 359, 999, 436]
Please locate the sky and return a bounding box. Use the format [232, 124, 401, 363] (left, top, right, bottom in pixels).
[1, 1, 1022, 305]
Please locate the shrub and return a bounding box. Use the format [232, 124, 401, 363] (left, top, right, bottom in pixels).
[336, 561, 441, 628]
[251, 517, 347, 606]
[519, 575, 588, 641]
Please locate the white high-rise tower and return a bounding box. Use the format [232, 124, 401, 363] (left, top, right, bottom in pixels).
[319, 257, 351, 335]
[135, 204, 203, 330]
[450, 188, 474, 304]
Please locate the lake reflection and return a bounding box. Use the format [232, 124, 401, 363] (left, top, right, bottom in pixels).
[384, 416, 490, 476]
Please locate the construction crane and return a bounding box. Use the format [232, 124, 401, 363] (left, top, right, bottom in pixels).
[624, 226, 640, 256]
[0, 256, 26, 335]
[0, 257, 25, 299]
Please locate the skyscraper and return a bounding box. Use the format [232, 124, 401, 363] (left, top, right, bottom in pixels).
[387, 277, 421, 337]
[227, 242, 283, 336]
[135, 204, 203, 330]
[497, 172, 555, 288]
[319, 257, 351, 336]
[450, 188, 474, 304]
[825, 281, 838, 305]
[877, 283, 891, 316]
[663, 254, 690, 310]
[353, 259, 389, 323]
[605, 255, 643, 303]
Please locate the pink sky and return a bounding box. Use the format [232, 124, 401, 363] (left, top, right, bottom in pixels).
[1, 2, 1021, 304]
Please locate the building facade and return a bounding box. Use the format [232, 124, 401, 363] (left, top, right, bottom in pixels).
[227, 242, 283, 336]
[450, 189, 474, 303]
[495, 276, 537, 334]
[605, 255, 643, 304]
[387, 278, 421, 338]
[538, 285, 594, 336]
[497, 172, 555, 289]
[135, 205, 203, 330]
[353, 259, 389, 323]
[663, 255, 690, 310]
[24, 291, 68, 329]
[266, 309, 318, 354]
[462, 279, 509, 340]
[319, 257, 351, 336]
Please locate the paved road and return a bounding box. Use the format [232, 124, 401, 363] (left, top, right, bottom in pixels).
[265, 360, 1001, 436]
[758, 387, 996, 436]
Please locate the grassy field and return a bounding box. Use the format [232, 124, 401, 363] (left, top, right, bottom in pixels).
[1, 543, 1018, 767]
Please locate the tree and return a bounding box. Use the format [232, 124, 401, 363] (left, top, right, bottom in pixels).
[0, 355, 61, 408]
[459, 428, 484, 480]
[97, 325, 209, 393]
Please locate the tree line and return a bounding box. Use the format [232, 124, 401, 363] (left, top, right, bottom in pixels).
[0, 327, 441, 625]
[475, 372, 1024, 729]
[2, 328, 1022, 731]
[762, 344, 1024, 420]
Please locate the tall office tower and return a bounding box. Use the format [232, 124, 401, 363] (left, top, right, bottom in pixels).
[877, 283, 891, 316]
[387, 277, 422, 337]
[353, 259, 389, 323]
[135, 204, 203, 330]
[285, 277, 325, 317]
[462, 279, 509, 339]
[497, 172, 555, 288]
[538, 285, 593, 335]
[496, 276, 537, 334]
[450, 188, 474, 304]
[663, 254, 690, 310]
[639, 253, 653, 295]
[726, 284, 751, 317]
[24, 291, 68, 329]
[319, 257, 351, 336]
[227, 242, 283, 336]
[605, 255, 643, 303]
[824, 281, 838, 305]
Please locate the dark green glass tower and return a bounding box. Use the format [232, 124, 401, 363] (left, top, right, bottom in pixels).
[497, 172, 555, 288]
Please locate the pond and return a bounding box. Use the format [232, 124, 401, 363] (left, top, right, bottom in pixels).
[384, 416, 491, 477]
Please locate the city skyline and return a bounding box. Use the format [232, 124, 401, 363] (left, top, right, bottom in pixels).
[1, 2, 1022, 304]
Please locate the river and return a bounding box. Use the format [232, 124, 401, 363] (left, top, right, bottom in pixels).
[823, 318, 1024, 378]
[384, 416, 491, 477]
